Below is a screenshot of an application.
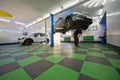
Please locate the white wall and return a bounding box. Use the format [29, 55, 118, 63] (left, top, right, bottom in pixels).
[0, 18, 50, 44]
[106, 0, 120, 47]
[61, 18, 101, 42]
[82, 23, 101, 41]
[0, 28, 23, 43]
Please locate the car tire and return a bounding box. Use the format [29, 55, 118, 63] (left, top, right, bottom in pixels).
[22, 42, 25, 46]
[62, 32, 66, 34]
[65, 17, 73, 29]
[24, 39, 33, 45]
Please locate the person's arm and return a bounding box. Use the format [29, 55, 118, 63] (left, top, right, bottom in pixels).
[77, 34, 81, 39]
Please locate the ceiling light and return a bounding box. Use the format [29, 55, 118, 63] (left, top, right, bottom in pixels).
[15, 21, 26, 26]
[51, 7, 62, 14]
[88, 0, 98, 7]
[83, 0, 93, 6]
[102, 0, 107, 5]
[26, 23, 32, 28]
[37, 18, 42, 22]
[107, 11, 120, 16]
[111, 0, 115, 1]
[32, 21, 37, 24]
[94, 0, 102, 7]
[0, 18, 10, 22]
[98, 9, 103, 15]
[42, 13, 50, 19]
[63, 0, 79, 9]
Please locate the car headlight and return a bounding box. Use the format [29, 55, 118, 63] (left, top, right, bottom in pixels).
[18, 37, 26, 40]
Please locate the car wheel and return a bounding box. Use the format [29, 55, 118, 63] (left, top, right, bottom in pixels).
[62, 32, 66, 34]
[22, 42, 25, 46]
[65, 17, 73, 28]
[24, 39, 33, 45]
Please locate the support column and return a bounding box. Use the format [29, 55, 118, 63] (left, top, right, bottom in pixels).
[45, 19, 47, 45]
[50, 14, 54, 47]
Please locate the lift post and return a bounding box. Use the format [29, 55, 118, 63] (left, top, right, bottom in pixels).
[50, 14, 54, 47]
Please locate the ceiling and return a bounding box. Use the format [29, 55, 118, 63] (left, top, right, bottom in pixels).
[0, 0, 106, 31]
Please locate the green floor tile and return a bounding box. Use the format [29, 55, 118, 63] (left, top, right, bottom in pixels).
[68, 53, 86, 60]
[31, 51, 44, 55]
[8, 50, 20, 53]
[45, 55, 65, 63]
[80, 61, 120, 80]
[108, 59, 120, 68]
[0, 68, 32, 80]
[0, 58, 15, 66]
[64, 49, 74, 53]
[89, 48, 100, 51]
[87, 52, 105, 57]
[0, 53, 10, 56]
[102, 50, 118, 55]
[76, 48, 88, 52]
[12, 52, 28, 57]
[18, 56, 41, 67]
[34, 64, 79, 80]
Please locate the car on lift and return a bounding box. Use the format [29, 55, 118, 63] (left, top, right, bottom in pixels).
[18, 32, 49, 46]
[55, 12, 92, 34]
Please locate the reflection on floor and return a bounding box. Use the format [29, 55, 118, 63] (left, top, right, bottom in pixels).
[0, 43, 120, 80]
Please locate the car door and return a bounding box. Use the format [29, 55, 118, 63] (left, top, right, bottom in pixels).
[39, 33, 46, 42]
[35, 33, 44, 42]
[33, 33, 40, 42]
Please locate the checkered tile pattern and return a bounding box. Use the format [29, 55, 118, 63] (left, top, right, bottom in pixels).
[0, 43, 120, 80]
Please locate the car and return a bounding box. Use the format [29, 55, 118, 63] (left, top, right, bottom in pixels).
[55, 12, 92, 34]
[18, 32, 49, 46]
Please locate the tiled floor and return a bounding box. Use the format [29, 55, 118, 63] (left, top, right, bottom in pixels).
[0, 43, 120, 80]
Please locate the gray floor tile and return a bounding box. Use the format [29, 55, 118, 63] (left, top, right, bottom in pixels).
[23, 60, 54, 79]
[86, 55, 112, 66]
[0, 62, 20, 76]
[59, 57, 83, 72]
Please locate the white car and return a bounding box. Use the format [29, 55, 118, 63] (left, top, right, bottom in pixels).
[18, 33, 49, 45]
[55, 12, 92, 34]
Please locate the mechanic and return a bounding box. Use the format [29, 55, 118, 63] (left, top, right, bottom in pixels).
[73, 29, 82, 47]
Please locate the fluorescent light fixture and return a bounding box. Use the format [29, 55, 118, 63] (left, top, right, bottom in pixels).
[26, 23, 32, 28]
[102, 0, 107, 5]
[32, 21, 37, 24]
[111, 0, 115, 1]
[88, 0, 98, 7]
[107, 11, 120, 16]
[37, 18, 42, 22]
[83, 0, 93, 6]
[0, 18, 10, 22]
[63, 0, 79, 9]
[42, 13, 50, 19]
[94, 0, 101, 7]
[98, 9, 103, 15]
[51, 7, 62, 14]
[15, 21, 26, 26]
